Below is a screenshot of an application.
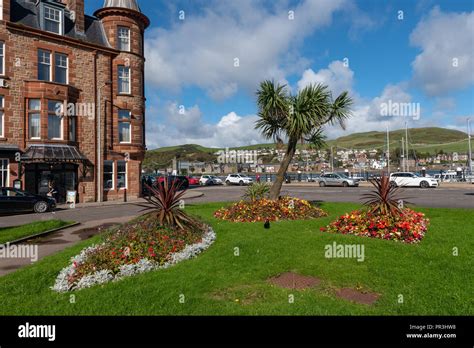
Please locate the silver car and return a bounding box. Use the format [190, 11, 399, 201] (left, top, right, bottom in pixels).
[319, 173, 359, 187]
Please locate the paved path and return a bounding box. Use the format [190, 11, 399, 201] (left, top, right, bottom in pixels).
[0, 215, 136, 276]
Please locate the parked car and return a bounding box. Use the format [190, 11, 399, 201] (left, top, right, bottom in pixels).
[319, 173, 359, 187]
[186, 176, 200, 186]
[225, 174, 253, 186]
[156, 175, 189, 190]
[199, 175, 223, 186]
[389, 172, 438, 188]
[0, 187, 56, 214]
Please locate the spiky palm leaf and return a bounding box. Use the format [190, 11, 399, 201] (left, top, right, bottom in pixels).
[361, 173, 407, 216]
[144, 177, 196, 230]
[255, 80, 353, 200]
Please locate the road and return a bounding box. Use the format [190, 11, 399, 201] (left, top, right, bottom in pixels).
[0, 184, 472, 228]
[192, 184, 474, 209]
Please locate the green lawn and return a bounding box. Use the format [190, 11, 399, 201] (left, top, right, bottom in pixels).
[0, 202, 472, 315]
[0, 220, 74, 245]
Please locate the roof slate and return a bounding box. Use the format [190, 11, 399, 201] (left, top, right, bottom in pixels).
[10, 0, 111, 48]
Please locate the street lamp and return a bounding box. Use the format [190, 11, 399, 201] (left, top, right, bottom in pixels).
[468, 118, 472, 175]
[97, 81, 111, 202]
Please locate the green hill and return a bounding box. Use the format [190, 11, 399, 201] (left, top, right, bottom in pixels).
[230, 127, 469, 154]
[145, 128, 470, 170]
[326, 127, 469, 153]
[144, 144, 219, 172]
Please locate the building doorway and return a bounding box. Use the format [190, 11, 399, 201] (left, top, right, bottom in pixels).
[25, 163, 78, 203]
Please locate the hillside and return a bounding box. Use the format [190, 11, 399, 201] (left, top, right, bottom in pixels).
[144, 127, 470, 169]
[326, 127, 468, 151]
[143, 144, 218, 171]
[232, 127, 469, 154]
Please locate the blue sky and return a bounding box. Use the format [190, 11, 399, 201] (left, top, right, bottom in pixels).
[86, 0, 474, 149]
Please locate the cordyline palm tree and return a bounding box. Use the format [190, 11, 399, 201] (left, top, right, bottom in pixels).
[256, 80, 353, 200]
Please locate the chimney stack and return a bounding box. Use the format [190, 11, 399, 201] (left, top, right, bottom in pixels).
[63, 0, 85, 33]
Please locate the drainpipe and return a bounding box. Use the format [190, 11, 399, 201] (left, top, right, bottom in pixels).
[97, 82, 111, 202]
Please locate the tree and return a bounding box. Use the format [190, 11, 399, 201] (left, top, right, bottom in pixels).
[255, 80, 353, 200]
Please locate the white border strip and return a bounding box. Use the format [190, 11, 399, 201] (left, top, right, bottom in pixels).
[52, 227, 216, 292]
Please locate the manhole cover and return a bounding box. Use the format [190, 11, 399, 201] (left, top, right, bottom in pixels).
[335, 288, 379, 305]
[268, 272, 321, 289]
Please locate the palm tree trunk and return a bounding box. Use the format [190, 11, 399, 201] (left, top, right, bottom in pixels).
[269, 137, 298, 200]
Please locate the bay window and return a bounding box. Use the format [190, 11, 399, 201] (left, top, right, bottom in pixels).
[28, 99, 41, 139]
[69, 116, 76, 142]
[48, 100, 63, 140]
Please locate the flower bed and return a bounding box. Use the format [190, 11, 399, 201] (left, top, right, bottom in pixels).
[52, 215, 216, 292]
[321, 208, 429, 243]
[214, 197, 327, 222]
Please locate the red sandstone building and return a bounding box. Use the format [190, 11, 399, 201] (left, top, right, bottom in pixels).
[0, 0, 149, 202]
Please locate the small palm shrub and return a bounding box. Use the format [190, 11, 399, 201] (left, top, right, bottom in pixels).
[144, 177, 201, 231]
[361, 173, 406, 216]
[322, 172, 429, 243]
[243, 182, 271, 201]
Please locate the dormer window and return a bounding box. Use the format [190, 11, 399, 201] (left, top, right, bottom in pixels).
[41, 4, 64, 35]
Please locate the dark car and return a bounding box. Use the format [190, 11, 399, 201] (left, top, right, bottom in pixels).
[157, 175, 189, 190]
[0, 188, 56, 214]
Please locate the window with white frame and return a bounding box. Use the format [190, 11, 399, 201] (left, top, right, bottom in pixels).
[118, 66, 130, 94]
[0, 96, 3, 138]
[44, 5, 62, 35]
[117, 161, 127, 189]
[0, 159, 8, 188]
[0, 42, 4, 76]
[118, 109, 131, 143]
[38, 49, 51, 81]
[103, 160, 114, 190]
[28, 99, 41, 139]
[54, 53, 68, 84]
[117, 27, 130, 51]
[48, 100, 63, 140]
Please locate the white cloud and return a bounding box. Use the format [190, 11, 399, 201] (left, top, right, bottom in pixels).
[297, 60, 354, 97]
[410, 7, 474, 96]
[324, 83, 424, 139]
[145, 0, 348, 100]
[146, 103, 265, 149]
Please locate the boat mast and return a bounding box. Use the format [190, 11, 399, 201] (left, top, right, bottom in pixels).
[401, 137, 405, 172]
[405, 122, 409, 172]
[468, 118, 472, 175]
[386, 126, 390, 175]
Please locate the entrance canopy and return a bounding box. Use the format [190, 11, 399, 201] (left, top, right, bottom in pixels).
[0, 144, 21, 154]
[21, 144, 89, 164]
